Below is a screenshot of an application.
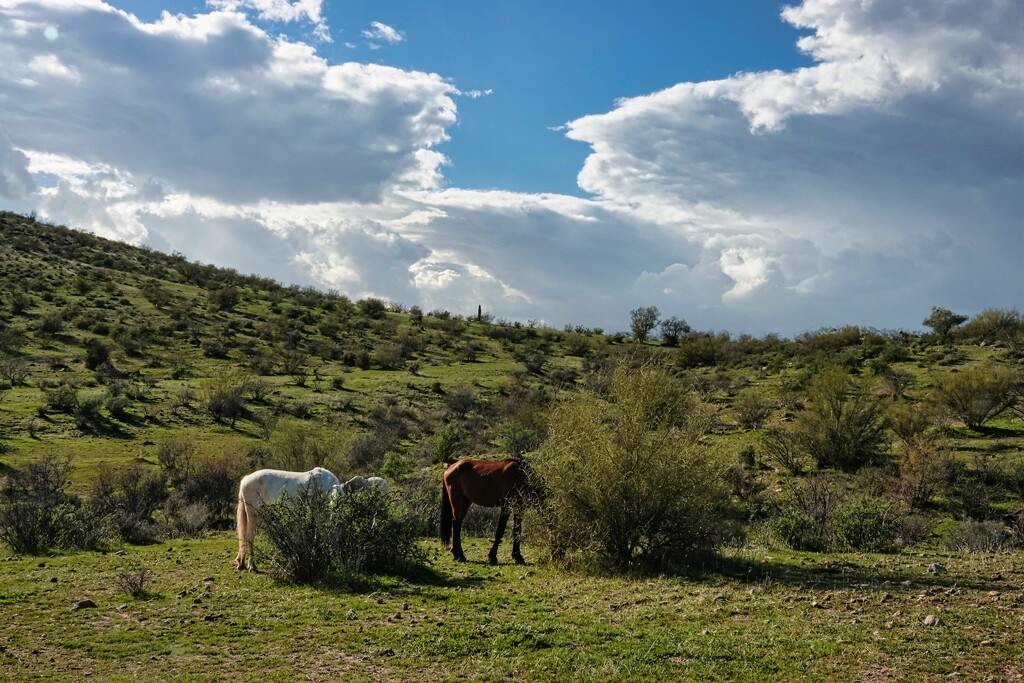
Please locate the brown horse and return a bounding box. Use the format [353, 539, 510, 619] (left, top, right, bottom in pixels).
[440, 458, 535, 565]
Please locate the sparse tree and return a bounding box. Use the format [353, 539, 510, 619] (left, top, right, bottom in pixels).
[660, 316, 691, 347]
[629, 306, 660, 343]
[923, 306, 968, 342]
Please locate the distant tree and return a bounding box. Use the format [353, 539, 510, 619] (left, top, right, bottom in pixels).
[923, 306, 968, 342]
[660, 316, 691, 347]
[629, 306, 660, 343]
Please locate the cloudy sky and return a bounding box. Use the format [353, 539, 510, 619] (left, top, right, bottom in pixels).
[0, 0, 1020, 336]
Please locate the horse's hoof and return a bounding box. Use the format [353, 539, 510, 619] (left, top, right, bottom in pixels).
[513, 555, 526, 565]
[488, 556, 498, 566]
[454, 555, 467, 563]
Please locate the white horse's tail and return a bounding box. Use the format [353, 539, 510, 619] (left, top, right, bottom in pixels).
[235, 492, 249, 570]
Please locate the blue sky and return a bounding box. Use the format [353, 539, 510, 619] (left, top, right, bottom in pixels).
[0, 0, 1020, 336]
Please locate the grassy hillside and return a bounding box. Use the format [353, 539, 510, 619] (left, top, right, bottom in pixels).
[2, 211, 1024, 679]
[1, 210, 1022, 520]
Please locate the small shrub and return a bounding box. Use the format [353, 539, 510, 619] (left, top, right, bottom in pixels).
[256, 486, 427, 585]
[156, 437, 196, 485]
[944, 520, 1012, 552]
[202, 374, 247, 426]
[734, 390, 772, 431]
[830, 496, 904, 552]
[0, 454, 76, 554]
[759, 428, 807, 475]
[116, 569, 155, 599]
[43, 384, 79, 414]
[768, 475, 842, 551]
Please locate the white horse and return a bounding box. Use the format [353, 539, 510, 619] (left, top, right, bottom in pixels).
[235, 467, 340, 571]
[331, 475, 389, 499]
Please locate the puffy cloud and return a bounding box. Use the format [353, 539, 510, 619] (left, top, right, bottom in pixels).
[361, 21, 404, 47]
[0, 1, 455, 207]
[0, 129, 35, 199]
[206, 0, 330, 40]
[0, 0, 1019, 336]
[564, 0, 1023, 330]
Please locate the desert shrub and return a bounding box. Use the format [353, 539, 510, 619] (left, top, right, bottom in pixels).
[432, 423, 471, 463]
[209, 287, 240, 311]
[269, 419, 344, 472]
[357, 297, 388, 319]
[255, 486, 427, 585]
[830, 495, 904, 552]
[43, 384, 79, 414]
[0, 454, 78, 554]
[174, 453, 246, 523]
[52, 502, 114, 551]
[73, 395, 104, 431]
[759, 427, 808, 475]
[944, 520, 1013, 552]
[104, 394, 132, 420]
[792, 366, 888, 471]
[957, 308, 1024, 346]
[348, 434, 390, 471]
[156, 436, 196, 486]
[888, 401, 934, 445]
[202, 373, 247, 426]
[931, 364, 1019, 429]
[116, 569, 155, 599]
[768, 475, 842, 551]
[734, 390, 772, 431]
[896, 435, 953, 509]
[444, 386, 477, 418]
[91, 464, 168, 544]
[492, 420, 543, 457]
[84, 339, 111, 370]
[162, 495, 211, 539]
[36, 311, 65, 335]
[538, 362, 734, 571]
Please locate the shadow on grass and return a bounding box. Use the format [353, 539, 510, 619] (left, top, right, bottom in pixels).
[704, 553, 1009, 594]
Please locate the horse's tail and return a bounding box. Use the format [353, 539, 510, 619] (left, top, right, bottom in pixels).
[234, 488, 249, 570]
[236, 493, 248, 542]
[439, 480, 453, 549]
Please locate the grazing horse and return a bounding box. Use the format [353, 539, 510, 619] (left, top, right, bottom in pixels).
[331, 475, 389, 499]
[235, 467, 340, 571]
[440, 458, 535, 565]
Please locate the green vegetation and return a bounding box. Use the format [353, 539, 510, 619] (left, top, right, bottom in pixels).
[2, 212, 1024, 679]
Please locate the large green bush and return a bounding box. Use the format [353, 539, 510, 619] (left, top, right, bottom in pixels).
[538, 362, 734, 572]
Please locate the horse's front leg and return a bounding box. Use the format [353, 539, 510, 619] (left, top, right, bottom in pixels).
[489, 507, 510, 565]
[511, 509, 525, 565]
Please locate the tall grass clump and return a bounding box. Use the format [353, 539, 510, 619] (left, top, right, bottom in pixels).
[538, 361, 735, 572]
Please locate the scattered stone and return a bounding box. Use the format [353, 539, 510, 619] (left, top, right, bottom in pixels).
[115, 550, 126, 556]
[927, 563, 947, 574]
[345, 610, 357, 620]
[923, 614, 941, 627]
[72, 600, 97, 610]
[981, 640, 994, 646]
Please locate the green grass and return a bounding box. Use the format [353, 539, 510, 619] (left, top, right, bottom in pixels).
[1, 534, 1022, 681]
